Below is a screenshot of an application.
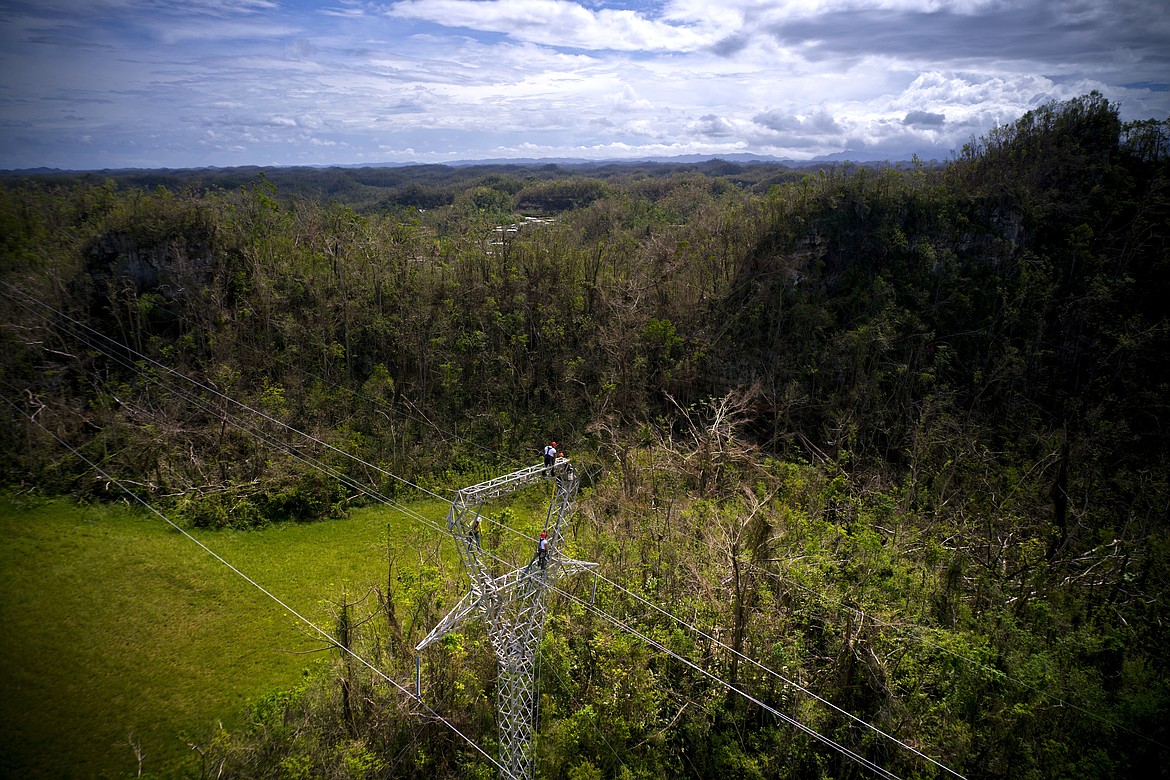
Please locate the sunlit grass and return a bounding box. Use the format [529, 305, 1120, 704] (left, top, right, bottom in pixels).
[0, 492, 452, 778]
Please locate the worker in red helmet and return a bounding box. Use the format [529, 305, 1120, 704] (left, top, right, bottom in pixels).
[555, 452, 575, 490]
[543, 440, 557, 476]
[538, 532, 549, 570]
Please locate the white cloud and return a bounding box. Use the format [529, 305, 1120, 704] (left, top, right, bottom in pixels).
[753, 107, 843, 135]
[690, 114, 738, 138]
[607, 84, 655, 112]
[153, 0, 280, 14]
[386, 0, 729, 52]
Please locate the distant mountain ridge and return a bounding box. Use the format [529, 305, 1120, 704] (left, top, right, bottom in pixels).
[3, 151, 948, 176]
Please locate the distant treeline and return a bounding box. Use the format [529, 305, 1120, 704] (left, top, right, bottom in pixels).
[2, 92, 1169, 778]
[0, 157, 884, 219]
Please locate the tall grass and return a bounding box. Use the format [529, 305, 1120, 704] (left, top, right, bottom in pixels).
[0, 492, 449, 778]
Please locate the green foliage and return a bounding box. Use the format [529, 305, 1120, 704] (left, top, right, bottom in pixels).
[178, 487, 268, 529]
[516, 177, 608, 213]
[175, 471, 345, 528]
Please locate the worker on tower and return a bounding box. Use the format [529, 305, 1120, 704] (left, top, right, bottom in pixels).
[538, 532, 549, 570]
[468, 513, 482, 550]
[543, 440, 557, 476]
[555, 451, 574, 489]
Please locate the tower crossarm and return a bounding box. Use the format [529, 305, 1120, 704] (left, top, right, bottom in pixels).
[444, 458, 574, 597]
[415, 589, 483, 651]
[455, 458, 569, 505]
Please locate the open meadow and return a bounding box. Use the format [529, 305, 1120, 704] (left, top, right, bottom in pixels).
[0, 493, 448, 778]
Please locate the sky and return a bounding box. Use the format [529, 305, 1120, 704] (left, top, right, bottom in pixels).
[1, 0, 1167, 170]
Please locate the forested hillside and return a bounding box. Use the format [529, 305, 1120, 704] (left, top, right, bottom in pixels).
[2, 93, 1168, 778]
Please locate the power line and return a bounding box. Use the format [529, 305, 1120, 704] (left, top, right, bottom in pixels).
[11, 327, 903, 779]
[10, 352, 900, 777]
[0, 282, 449, 505]
[1, 391, 515, 779]
[746, 559, 1170, 751]
[284, 339, 966, 772]
[1, 283, 955, 777]
[303, 368, 517, 467]
[16, 277, 1160, 771]
[551, 583, 903, 780]
[533, 627, 636, 777]
[2, 285, 923, 776]
[1, 283, 524, 557]
[590, 570, 967, 779]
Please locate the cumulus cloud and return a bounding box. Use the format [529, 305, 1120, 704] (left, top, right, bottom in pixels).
[607, 84, 654, 112]
[692, 114, 737, 137]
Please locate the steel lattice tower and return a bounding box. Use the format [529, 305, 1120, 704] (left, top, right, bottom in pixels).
[417, 458, 596, 780]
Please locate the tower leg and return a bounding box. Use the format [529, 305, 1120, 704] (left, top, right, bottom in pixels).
[497, 655, 537, 780]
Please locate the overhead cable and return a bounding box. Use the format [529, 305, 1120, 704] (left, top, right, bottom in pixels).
[1, 282, 953, 776]
[0, 391, 515, 780]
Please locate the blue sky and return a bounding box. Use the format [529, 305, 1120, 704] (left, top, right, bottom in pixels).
[1, 0, 1167, 170]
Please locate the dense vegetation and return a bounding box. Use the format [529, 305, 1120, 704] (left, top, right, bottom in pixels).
[2, 93, 1168, 778]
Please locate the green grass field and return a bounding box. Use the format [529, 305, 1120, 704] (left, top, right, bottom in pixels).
[0, 492, 451, 779]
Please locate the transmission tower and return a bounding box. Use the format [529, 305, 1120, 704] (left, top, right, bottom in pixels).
[417, 457, 596, 780]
